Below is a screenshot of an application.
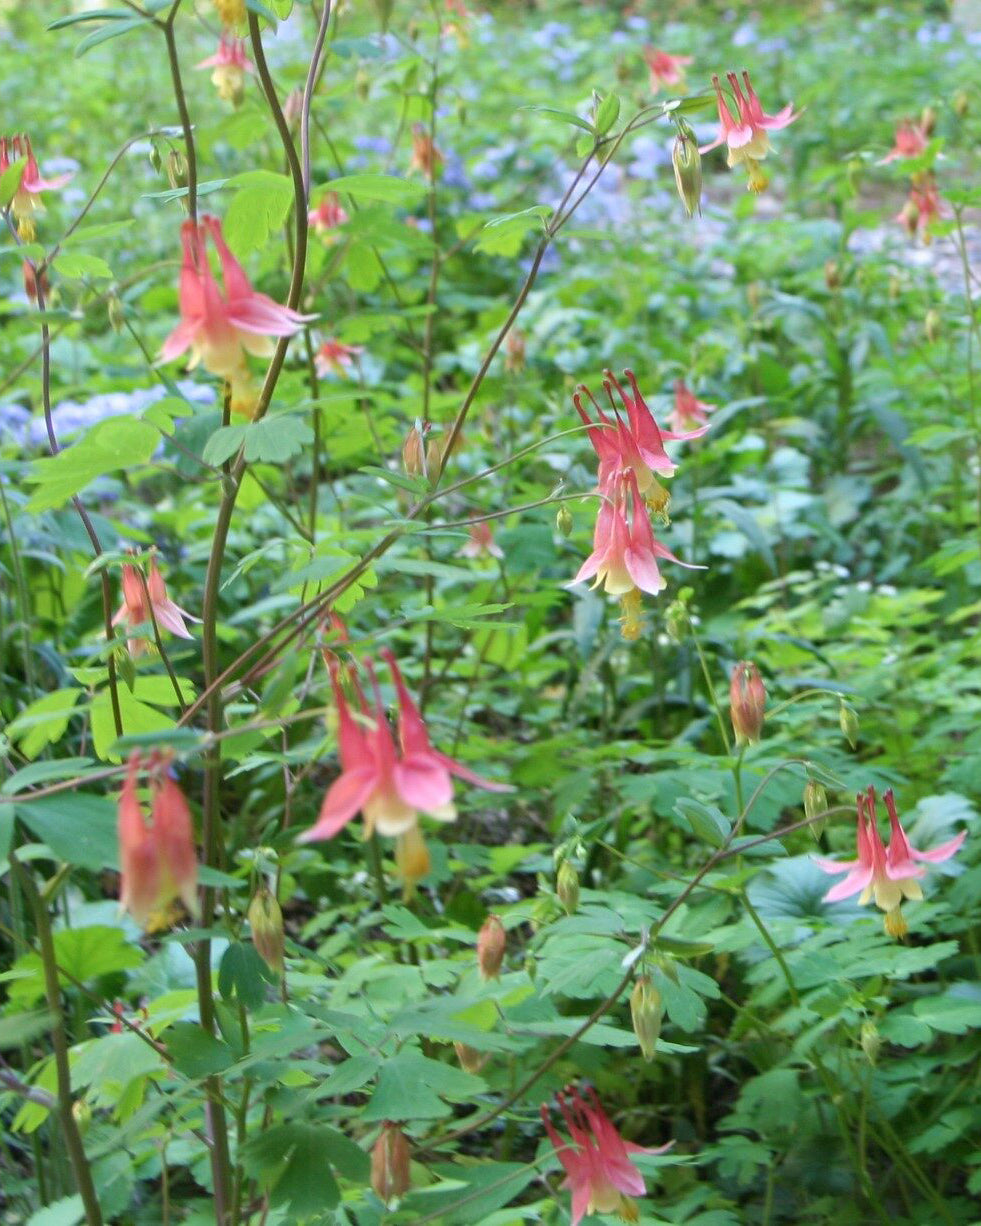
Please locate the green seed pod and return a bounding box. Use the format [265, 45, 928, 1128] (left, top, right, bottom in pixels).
[630, 976, 663, 1062]
[555, 505, 573, 537]
[804, 778, 828, 841]
[556, 860, 580, 916]
[671, 123, 702, 220]
[839, 702, 859, 750]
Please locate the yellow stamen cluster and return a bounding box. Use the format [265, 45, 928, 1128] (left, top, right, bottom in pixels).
[214, 0, 245, 26]
[619, 587, 645, 641]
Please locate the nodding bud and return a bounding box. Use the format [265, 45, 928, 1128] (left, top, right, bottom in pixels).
[402, 424, 426, 477]
[860, 1020, 882, 1064]
[924, 308, 941, 343]
[248, 887, 285, 975]
[729, 661, 765, 746]
[671, 123, 702, 219]
[23, 261, 48, 305]
[283, 88, 304, 127]
[953, 89, 969, 119]
[395, 824, 430, 896]
[884, 906, 908, 940]
[108, 295, 125, 333]
[920, 105, 937, 137]
[148, 144, 162, 174]
[476, 914, 506, 980]
[556, 860, 580, 915]
[804, 779, 829, 842]
[555, 505, 573, 537]
[167, 149, 188, 191]
[839, 701, 859, 749]
[824, 259, 841, 291]
[425, 437, 443, 479]
[454, 1042, 488, 1074]
[371, 1123, 411, 1204]
[898, 198, 919, 238]
[630, 975, 663, 1062]
[505, 328, 526, 374]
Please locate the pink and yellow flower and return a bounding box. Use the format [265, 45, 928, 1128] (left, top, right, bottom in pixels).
[458, 521, 503, 560]
[301, 651, 511, 843]
[541, 1085, 672, 1226]
[112, 554, 196, 657]
[815, 786, 965, 929]
[0, 134, 71, 239]
[118, 752, 199, 929]
[196, 36, 253, 106]
[643, 47, 692, 93]
[879, 119, 928, 165]
[161, 215, 314, 412]
[670, 380, 715, 434]
[314, 338, 363, 378]
[700, 71, 799, 190]
[308, 191, 349, 236]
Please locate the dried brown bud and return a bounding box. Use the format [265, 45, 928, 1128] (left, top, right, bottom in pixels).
[402, 424, 426, 477]
[371, 1123, 411, 1204]
[729, 661, 765, 746]
[454, 1042, 488, 1074]
[476, 914, 506, 980]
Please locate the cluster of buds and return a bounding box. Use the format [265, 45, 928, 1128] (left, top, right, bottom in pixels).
[112, 550, 196, 658]
[729, 660, 765, 746]
[117, 753, 199, 929]
[0, 134, 71, 241]
[196, 36, 254, 107]
[300, 650, 511, 891]
[568, 369, 707, 639]
[700, 70, 799, 194]
[815, 786, 965, 937]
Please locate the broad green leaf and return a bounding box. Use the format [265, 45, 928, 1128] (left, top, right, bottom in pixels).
[6, 927, 142, 1006]
[26, 415, 159, 512]
[240, 1124, 358, 1214]
[90, 685, 177, 762]
[0, 1009, 54, 1050]
[166, 1023, 235, 1079]
[218, 942, 270, 1011]
[675, 797, 731, 848]
[7, 688, 83, 758]
[223, 170, 294, 254]
[15, 792, 119, 871]
[475, 206, 552, 256]
[362, 1050, 485, 1122]
[242, 416, 315, 463]
[327, 173, 428, 204]
[54, 251, 113, 279]
[594, 92, 621, 135]
[26, 1197, 84, 1226]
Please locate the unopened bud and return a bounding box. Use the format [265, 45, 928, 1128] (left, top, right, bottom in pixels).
[454, 1042, 487, 1074]
[283, 89, 303, 128]
[395, 825, 430, 896]
[884, 906, 908, 940]
[630, 975, 663, 1062]
[860, 1020, 882, 1064]
[476, 914, 506, 980]
[729, 661, 765, 746]
[924, 308, 941, 343]
[824, 260, 841, 291]
[665, 599, 687, 643]
[247, 887, 285, 975]
[167, 149, 188, 191]
[671, 125, 702, 219]
[804, 779, 828, 841]
[920, 105, 937, 137]
[22, 260, 48, 305]
[746, 282, 762, 313]
[402, 424, 426, 477]
[425, 437, 443, 479]
[839, 701, 859, 749]
[72, 1099, 92, 1134]
[371, 1123, 411, 1204]
[505, 328, 526, 374]
[953, 89, 969, 119]
[149, 144, 163, 174]
[555, 505, 573, 537]
[356, 66, 371, 101]
[556, 860, 580, 915]
[898, 199, 919, 239]
[108, 294, 125, 333]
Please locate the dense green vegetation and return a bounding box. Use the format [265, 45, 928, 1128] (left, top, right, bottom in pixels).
[1, 1, 980, 1223]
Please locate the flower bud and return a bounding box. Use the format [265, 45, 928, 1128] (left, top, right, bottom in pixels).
[920, 105, 937, 137]
[371, 1123, 411, 1204]
[671, 125, 702, 219]
[630, 976, 663, 1062]
[555, 505, 573, 537]
[167, 149, 188, 191]
[283, 89, 303, 128]
[454, 1042, 487, 1074]
[884, 906, 908, 940]
[924, 308, 941, 343]
[72, 1099, 92, 1134]
[476, 914, 506, 980]
[729, 661, 765, 746]
[953, 89, 969, 119]
[22, 260, 48, 305]
[804, 778, 828, 842]
[556, 860, 580, 915]
[860, 1020, 882, 1064]
[402, 424, 426, 477]
[108, 294, 125, 333]
[505, 328, 526, 374]
[148, 144, 163, 174]
[425, 437, 443, 479]
[839, 701, 859, 749]
[824, 260, 841, 291]
[898, 198, 919, 239]
[248, 886, 285, 975]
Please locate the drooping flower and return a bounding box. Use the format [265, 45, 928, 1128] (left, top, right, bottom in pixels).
[408, 124, 443, 178]
[308, 191, 349, 237]
[879, 119, 927, 165]
[670, 380, 715, 434]
[371, 1124, 411, 1205]
[700, 71, 799, 189]
[314, 338, 363, 378]
[117, 753, 199, 929]
[161, 215, 315, 413]
[458, 521, 504, 560]
[112, 554, 196, 657]
[0, 134, 72, 240]
[896, 174, 943, 243]
[300, 652, 511, 843]
[729, 660, 765, 745]
[643, 47, 692, 93]
[196, 35, 253, 106]
[541, 1085, 672, 1226]
[815, 787, 965, 929]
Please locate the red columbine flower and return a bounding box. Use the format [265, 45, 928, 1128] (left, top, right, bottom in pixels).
[196, 35, 253, 106]
[161, 215, 315, 414]
[815, 787, 965, 932]
[541, 1086, 672, 1226]
[301, 651, 511, 842]
[0, 134, 72, 240]
[575, 369, 708, 498]
[308, 191, 349, 236]
[670, 380, 715, 434]
[314, 338, 363, 378]
[458, 521, 503, 560]
[879, 118, 927, 164]
[643, 47, 692, 93]
[112, 554, 195, 657]
[701, 71, 799, 190]
[896, 173, 943, 243]
[117, 753, 199, 929]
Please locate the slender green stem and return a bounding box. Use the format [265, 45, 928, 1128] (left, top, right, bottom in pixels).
[0, 477, 35, 698]
[162, 3, 197, 225]
[688, 620, 731, 753]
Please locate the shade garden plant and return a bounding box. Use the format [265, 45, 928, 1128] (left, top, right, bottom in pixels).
[1, 0, 980, 1223]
